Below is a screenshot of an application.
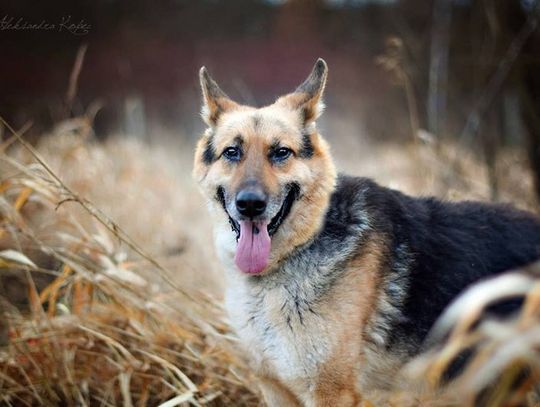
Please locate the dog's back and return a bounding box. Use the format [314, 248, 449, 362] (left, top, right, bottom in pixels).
[341, 174, 540, 354]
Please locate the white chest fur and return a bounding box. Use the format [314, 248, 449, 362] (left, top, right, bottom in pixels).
[213, 210, 384, 401]
[225, 276, 333, 385]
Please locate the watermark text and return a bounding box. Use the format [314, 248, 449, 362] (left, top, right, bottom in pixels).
[0, 15, 91, 36]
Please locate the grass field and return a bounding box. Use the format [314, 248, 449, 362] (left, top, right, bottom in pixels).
[1, 116, 539, 406]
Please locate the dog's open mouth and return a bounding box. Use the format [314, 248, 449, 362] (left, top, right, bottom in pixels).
[217, 183, 300, 240]
[216, 183, 299, 274]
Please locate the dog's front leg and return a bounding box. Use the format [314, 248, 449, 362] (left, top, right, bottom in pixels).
[312, 389, 362, 407]
[259, 376, 302, 407]
[310, 375, 362, 407]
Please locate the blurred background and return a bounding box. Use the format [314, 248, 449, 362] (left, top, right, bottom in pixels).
[2, 0, 540, 203]
[2, 2, 540, 404]
[2, 0, 540, 190]
[1, 0, 539, 178]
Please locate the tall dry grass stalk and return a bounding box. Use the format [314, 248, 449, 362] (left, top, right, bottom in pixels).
[391, 269, 540, 407]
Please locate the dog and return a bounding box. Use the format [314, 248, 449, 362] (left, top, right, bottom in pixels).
[192, 58, 540, 406]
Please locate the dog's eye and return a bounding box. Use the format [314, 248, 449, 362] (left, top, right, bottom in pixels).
[222, 146, 242, 161]
[270, 147, 293, 163]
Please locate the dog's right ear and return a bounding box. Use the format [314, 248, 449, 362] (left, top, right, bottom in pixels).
[277, 58, 328, 127]
[199, 67, 238, 127]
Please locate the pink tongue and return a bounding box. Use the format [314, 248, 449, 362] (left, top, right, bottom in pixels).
[235, 220, 271, 274]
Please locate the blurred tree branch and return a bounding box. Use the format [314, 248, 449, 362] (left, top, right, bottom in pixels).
[427, 0, 452, 139]
[459, 1, 539, 144]
[64, 44, 88, 120]
[377, 37, 420, 144]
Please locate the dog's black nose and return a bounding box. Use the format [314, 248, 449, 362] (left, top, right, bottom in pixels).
[236, 188, 267, 218]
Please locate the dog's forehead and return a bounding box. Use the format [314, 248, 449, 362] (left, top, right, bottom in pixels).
[217, 107, 300, 141]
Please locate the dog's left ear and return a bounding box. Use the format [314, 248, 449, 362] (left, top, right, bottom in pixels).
[199, 67, 238, 127]
[278, 58, 328, 126]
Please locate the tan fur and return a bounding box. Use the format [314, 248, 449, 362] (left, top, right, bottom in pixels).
[259, 376, 303, 406]
[311, 237, 386, 406]
[193, 60, 394, 406]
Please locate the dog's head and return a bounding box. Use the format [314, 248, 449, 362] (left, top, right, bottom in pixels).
[193, 59, 336, 275]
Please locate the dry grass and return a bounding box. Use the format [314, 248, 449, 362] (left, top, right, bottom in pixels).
[1, 117, 539, 406]
[0, 120, 258, 406]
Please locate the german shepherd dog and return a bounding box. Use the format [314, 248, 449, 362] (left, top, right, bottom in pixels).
[193, 59, 540, 406]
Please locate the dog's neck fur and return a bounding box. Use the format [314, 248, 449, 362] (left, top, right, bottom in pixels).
[247, 176, 370, 289]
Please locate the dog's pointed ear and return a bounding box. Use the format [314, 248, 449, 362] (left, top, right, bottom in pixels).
[278, 58, 328, 126]
[199, 67, 238, 126]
